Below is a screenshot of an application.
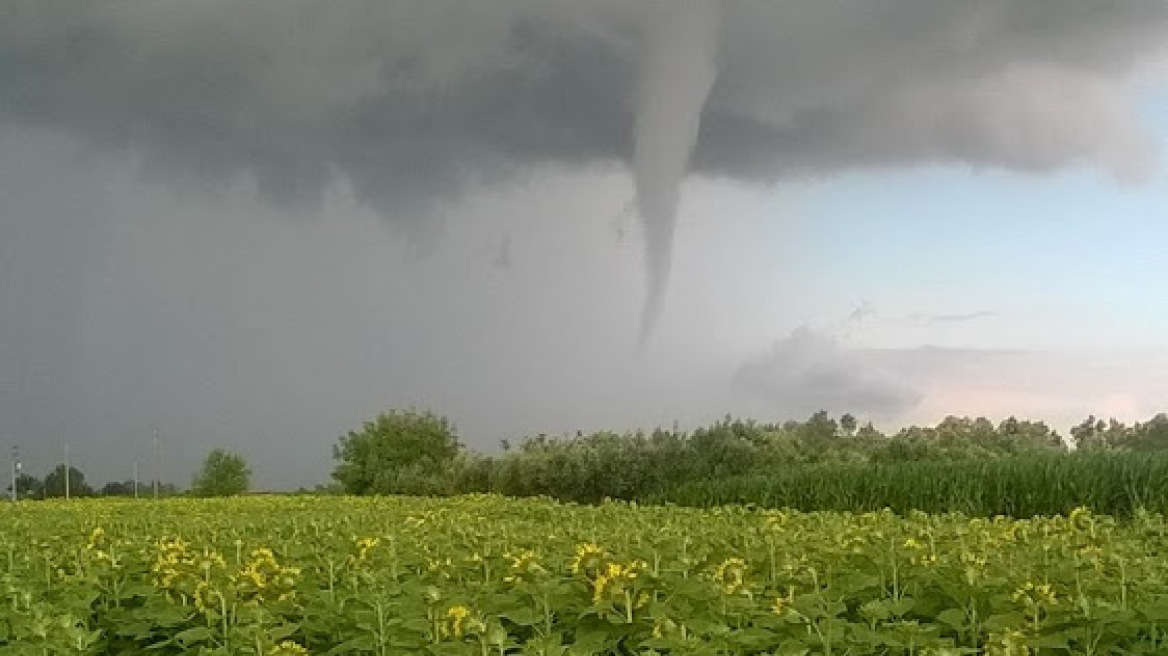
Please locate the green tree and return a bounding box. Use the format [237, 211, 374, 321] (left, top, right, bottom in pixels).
[191, 449, 252, 497]
[332, 408, 462, 495]
[100, 480, 138, 496]
[1071, 415, 1105, 450]
[839, 413, 858, 437]
[6, 473, 43, 499]
[996, 416, 1065, 453]
[43, 465, 93, 498]
[855, 422, 883, 440]
[798, 410, 840, 448]
[1128, 414, 1168, 452]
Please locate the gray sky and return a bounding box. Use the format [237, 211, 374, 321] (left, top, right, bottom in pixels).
[4, 2, 1168, 489]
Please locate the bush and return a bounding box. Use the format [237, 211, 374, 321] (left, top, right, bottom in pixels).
[332, 408, 462, 495]
[191, 449, 252, 497]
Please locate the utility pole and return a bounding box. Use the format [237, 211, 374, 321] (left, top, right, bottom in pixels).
[64, 443, 70, 500]
[10, 445, 18, 502]
[133, 460, 139, 499]
[153, 426, 160, 499]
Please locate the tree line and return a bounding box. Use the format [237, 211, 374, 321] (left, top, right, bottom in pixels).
[12, 409, 1167, 503]
[330, 408, 1168, 504]
[6, 448, 251, 499]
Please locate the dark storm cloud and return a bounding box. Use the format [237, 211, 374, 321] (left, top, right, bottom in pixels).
[7, 1, 1168, 488]
[0, 1, 639, 219]
[4, 1, 1167, 337]
[3, 1, 1166, 214]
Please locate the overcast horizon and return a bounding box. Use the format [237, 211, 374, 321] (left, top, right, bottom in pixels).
[5, 2, 1168, 490]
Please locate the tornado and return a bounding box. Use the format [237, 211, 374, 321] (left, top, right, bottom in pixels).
[633, 0, 720, 349]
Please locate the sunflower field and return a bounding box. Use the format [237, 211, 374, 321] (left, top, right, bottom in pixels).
[3, 495, 1168, 655]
